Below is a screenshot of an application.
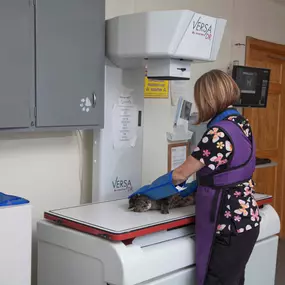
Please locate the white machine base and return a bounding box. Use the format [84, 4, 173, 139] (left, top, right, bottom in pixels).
[37, 204, 280, 285]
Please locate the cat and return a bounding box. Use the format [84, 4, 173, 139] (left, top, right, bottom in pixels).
[128, 193, 196, 214]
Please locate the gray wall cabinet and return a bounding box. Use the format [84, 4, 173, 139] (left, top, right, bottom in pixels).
[0, 0, 105, 130]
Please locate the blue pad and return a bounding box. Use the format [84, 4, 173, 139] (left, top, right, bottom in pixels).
[129, 172, 197, 200]
[0, 192, 29, 207]
[128, 172, 177, 200]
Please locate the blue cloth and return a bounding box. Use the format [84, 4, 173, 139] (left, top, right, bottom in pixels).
[129, 172, 179, 200]
[129, 109, 241, 201]
[129, 172, 198, 200]
[0, 192, 29, 207]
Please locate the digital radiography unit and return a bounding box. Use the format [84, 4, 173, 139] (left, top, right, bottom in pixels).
[37, 10, 280, 285]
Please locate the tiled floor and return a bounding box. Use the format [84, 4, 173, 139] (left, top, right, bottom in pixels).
[276, 239, 285, 285]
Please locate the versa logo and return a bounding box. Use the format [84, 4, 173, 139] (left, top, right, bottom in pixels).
[112, 177, 133, 192]
[192, 16, 213, 40]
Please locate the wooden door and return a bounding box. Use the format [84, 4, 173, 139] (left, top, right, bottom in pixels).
[244, 37, 285, 237]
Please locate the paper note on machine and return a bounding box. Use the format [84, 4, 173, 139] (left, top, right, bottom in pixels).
[112, 104, 138, 149]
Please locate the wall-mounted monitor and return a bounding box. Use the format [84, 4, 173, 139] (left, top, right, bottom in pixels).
[232, 66, 270, 108]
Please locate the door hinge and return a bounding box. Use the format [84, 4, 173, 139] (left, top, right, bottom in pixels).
[29, 0, 36, 7]
[34, 107, 37, 118]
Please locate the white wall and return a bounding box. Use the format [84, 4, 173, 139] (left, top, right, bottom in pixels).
[0, 132, 81, 285]
[232, 0, 285, 63]
[1, 0, 284, 284]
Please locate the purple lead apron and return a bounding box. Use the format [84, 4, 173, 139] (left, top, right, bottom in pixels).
[195, 120, 256, 285]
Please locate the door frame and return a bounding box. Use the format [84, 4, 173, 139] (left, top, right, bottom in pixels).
[245, 36, 285, 237]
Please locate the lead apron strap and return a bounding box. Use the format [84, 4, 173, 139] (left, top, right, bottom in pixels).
[195, 186, 224, 285]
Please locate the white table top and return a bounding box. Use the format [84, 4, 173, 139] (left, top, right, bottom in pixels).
[49, 199, 195, 234]
[47, 193, 271, 234]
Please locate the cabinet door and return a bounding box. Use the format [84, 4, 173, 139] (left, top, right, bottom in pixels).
[35, 0, 105, 128]
[0, 0, 34, 128]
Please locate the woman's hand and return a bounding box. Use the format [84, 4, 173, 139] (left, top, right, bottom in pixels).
[172, 155, 204, 185]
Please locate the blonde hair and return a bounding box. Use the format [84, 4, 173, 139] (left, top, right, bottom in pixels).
[194, 69, 240, 124]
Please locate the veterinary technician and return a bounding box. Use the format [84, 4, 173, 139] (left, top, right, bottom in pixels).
[173, 69, 260, 285]
[148, 69, 259, 285]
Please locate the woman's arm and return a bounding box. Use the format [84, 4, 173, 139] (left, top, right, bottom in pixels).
[172, 155, 204, 185]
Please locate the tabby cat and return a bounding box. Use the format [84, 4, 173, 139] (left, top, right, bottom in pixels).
[128, 193, 196, 214]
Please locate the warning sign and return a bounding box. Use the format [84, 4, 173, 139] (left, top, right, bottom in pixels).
[144, 77, 169, 99]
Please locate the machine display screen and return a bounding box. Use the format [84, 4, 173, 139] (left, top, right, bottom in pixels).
[237, 71, 257, 94]
[232, 66, 270, 108]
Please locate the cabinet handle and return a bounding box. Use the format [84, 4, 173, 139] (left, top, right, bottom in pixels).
[92, 93, 97, 108]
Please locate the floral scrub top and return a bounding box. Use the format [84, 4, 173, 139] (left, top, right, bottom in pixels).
[192, 113, 261, 235]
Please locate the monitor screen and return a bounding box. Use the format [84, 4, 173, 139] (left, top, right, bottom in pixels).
[232, 66, 270, 108]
